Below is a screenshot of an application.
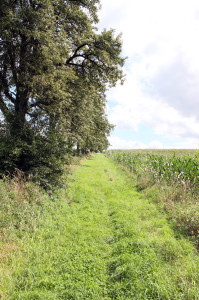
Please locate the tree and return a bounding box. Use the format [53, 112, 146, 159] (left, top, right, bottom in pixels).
[0, 0, 125, 185]
[66, 85, 114, 154]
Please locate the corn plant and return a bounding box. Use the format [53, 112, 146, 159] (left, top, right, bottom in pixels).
[106, 150, 199, 193]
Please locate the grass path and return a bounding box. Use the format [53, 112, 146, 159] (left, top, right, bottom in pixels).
[6, 154, 199, 299]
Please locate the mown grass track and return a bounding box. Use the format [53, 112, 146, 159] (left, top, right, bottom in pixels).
[4, 154, 199, 299]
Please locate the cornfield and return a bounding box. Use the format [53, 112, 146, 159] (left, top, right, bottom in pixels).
[106, 150, 199, 193]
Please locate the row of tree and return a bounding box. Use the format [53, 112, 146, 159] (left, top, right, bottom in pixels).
[0, 0, 125, 187]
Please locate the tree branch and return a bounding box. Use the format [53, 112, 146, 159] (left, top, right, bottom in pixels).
[66, 62, 85, 68]
[29, 100, 54, 108]
[0, 70, 15, 104]
[7, 46, 18, 85]
[0, 93, 12, 121]
[66, 44, 88, 65]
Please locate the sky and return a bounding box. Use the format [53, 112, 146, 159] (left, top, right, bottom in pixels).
[97, 0, 199, 149]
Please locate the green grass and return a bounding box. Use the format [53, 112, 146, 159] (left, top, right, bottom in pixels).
[1, 154, 199, 299]
[106, 150, 199, 245]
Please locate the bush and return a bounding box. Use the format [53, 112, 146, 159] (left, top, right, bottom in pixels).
[0, 122, 70, 189]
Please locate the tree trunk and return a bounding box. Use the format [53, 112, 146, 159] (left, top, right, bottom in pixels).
[11, 88, 28, 138]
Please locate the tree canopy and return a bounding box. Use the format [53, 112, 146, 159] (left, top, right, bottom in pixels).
[0, 0, 125, 187]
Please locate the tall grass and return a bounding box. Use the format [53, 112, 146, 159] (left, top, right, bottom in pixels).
[0, 170, 46, 238]
[106, 150, 199, 246]
[0, 155, 89, 298]
[0, 170, 49, 298]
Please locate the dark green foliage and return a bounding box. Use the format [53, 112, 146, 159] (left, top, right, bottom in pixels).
[0, 0, 125, 186]
[0, 120, 69, 189]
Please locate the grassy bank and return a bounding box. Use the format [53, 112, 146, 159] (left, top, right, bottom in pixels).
[1, 154, 199, 299]
[0, 170, 50, 298]
[106, 150, 199, 247]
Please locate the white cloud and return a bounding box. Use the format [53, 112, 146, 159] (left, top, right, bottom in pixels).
[149, 141, 163, 149]
[98, 0, 199, 149]
[108, 69, 199, 140]
[148, 56, 199, 117]
[108, 135, 147, 150]
[172, 138, 199, 149]
[108, 135, 199, 150]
